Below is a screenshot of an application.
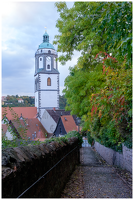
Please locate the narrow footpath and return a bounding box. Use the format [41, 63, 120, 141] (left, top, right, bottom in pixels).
[61, 139, 132, 198]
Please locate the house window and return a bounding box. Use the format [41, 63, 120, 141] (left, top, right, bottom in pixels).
[40, 58, 42, 61]
[47, 64, 50, 69]
[41, 50, 42, 53]
[48, 50, 51, 54]
[47, 77, 51, 86]
[60, 128, 62, 133]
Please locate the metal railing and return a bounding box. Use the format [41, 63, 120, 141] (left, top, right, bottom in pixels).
[17, 145, 78, 198]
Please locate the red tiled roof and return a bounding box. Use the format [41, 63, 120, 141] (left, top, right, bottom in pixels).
[61, 115, 77, 133]
[11, 118, 48, 140]
[2, 107, 37, 121]
[46, 109, 78, 125]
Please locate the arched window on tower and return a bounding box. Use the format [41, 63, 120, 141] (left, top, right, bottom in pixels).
[47, 77, 51, 86]
[47, 64, 50, 69]
[46, 56, 51, 70]
[39, 56, 43, 68]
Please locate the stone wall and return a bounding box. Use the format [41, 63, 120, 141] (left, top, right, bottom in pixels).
[94, 141, 132, 173]
[2, 137, 80, 198]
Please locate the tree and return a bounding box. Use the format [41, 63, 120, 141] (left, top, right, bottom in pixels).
[2, 95, 35, 107]
[59, 95, 67, 109]
[54, 2, 132, 149]
[54, 2, 132, 67]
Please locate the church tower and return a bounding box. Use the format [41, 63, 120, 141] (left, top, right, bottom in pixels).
[34, 30, 60, 118]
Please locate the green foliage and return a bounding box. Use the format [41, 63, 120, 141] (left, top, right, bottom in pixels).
[3, 95, 67, 109]
[59, 95, 67, 109]
[123, 133, 132, 149]
[54, 2, 132, 67]
[2, 137, 18, 149]
[2, 95, 35, 107]
[2, 107, 31, 149]
[2, 132, 82, 149]
[45, 136, 68, 144]
[54, 2, 132, 149]
[86, 131, 94, 145]
[65, 131, 83, 146]
[2, 138, 42, 149]
[45, 131, 83, 146]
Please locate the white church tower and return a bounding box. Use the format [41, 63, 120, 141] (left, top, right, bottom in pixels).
[34, 30, 60, 118]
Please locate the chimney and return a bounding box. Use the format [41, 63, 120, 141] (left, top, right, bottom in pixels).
[64, 117, 67, 121]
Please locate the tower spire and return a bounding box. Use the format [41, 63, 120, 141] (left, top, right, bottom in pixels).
[43, 28, 49, 43]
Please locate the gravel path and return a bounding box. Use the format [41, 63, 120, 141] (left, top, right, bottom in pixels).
[61, 146, 132, 198]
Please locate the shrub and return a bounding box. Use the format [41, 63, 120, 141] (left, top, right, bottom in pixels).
[65, 131, 83, 146]
[86, 131, 94, 145]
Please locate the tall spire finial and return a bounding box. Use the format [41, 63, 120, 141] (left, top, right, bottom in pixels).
[45, 27, 47, 32]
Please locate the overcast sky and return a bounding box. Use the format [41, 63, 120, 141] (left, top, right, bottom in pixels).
[1, 1, 81, 96]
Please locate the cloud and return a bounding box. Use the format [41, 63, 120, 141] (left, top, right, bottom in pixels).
[2, 1, 78, 96]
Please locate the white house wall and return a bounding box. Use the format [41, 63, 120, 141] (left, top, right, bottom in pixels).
[5, 130, 14, 140]
[41, 110, 57, 133]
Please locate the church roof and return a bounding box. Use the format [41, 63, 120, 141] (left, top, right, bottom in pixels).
[38, 31, 55, 50]
[35, 67, 59, 76]
[38, 42, 55, 50]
